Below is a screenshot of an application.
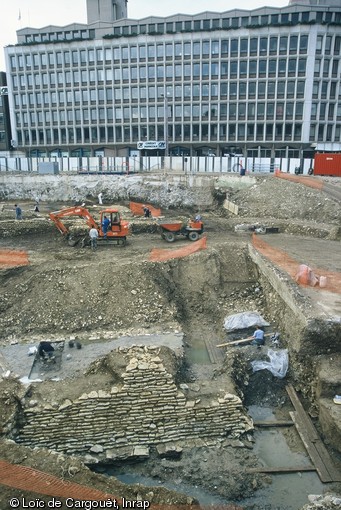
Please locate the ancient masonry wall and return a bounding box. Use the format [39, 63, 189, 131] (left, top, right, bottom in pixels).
[15, 348, 253, 460]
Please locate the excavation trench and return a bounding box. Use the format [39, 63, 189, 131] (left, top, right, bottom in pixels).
[0, 220, 341, 508]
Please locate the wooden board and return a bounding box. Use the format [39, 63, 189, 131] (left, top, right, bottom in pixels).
[286, 384, 341, 483]
[217, 333, 273, 348]
[253, 420, 294, 427]
[247, 466, 316, 474]
[204, 338, 225, 364]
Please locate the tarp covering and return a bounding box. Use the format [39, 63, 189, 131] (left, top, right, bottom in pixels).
[224, 311, 270, 332]
[129, 201, 161, 217]
[149, 236, 207, 262]
[251, 349, 289, 379]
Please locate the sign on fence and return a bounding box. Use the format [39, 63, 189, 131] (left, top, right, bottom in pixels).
[137, 141, 166, 150]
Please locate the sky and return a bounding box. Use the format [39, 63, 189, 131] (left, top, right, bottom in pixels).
[0, 0, 289, 71]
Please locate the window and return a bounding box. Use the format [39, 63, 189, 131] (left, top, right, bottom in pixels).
[260, 38, 268, 55]
[240, 39, 248, 55]
[289, 36, 298, 54]
[258, 82, 266, 98]
[298, 58, 306, 76]
[279, 36, 288, 54]
[248, 82, 256, 98]
[288, 58, 296, 75]
[266, 103, 274, 119]
[287, 81, 295, 98]
[249, 60, 257, 77]
[278, 59, 286, 76]
[270, 37, 278, 54]
[300, 35, 308, 54]
[250, 38, 258, 56]
[269, 60, 276, 76]
[231, 39, 238, 56]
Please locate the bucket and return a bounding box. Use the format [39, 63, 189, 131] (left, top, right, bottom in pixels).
[319, 276, 328, 288]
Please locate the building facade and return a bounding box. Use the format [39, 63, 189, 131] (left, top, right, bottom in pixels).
[0, 72, 12, 152]
[4, 0, 341, 158]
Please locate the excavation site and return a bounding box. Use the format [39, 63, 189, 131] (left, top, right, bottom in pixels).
[0, 171, 341, 510]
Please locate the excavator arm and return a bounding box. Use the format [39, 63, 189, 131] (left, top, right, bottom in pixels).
[49, 206, 99, 236]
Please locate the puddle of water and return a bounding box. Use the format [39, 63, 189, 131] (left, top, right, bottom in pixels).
[242, 472, 326, 510]
[107, 471, 226, 506]
[248, 405, 276, 421]
[185, 338, 211, 364]
[244, 406, 327, 509]
[253, 429, 311, 469]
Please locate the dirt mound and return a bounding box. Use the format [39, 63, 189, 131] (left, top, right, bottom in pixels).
[227, 177, 341, 224]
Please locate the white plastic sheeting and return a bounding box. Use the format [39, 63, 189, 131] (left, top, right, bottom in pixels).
[223, 311, 270, 332]
[251, 349, 289, 379]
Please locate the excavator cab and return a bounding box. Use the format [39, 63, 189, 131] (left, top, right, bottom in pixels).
[99, 210, 122, 235]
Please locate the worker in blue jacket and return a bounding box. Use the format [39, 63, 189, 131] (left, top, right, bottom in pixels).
[251, 326, 265, 346]
[102, 215, 110, 239]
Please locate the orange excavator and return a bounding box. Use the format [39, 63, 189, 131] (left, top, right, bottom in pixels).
[49, 206, 130, 246]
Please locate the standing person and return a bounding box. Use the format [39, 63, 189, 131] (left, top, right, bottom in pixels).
[251, 326, 265, 346]
[239, 161, 246, 176]
[14, 204, 22, 220]
[98, 192, 103, 205]
[34, 202, 39, 212]
[89, 227, 99, 250]
[102, 215, 110, 239]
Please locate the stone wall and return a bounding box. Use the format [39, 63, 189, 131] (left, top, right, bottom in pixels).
[15, 346, 253, 461]
[0, 173, 215, 210]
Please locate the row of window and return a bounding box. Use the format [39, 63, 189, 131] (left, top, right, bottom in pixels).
[14, 78, 341, 111]
[12, 58, 309, 92]
[26, 148, 304, 158]
[23, 8, 341, 45]
[11, 34, 313, 71]
[24, 29, 94, 45]
[16, 99, 310, 125]
[114, 11, 340, 35]
[18, 121, 341, 147]
[17, 122, 307, 145]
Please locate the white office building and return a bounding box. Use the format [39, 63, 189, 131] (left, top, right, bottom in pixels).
[4, 0, 341, 158]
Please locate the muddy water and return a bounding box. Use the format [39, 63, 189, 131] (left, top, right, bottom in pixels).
[243, 406, 327, 510]
[185, 339, 211, 364]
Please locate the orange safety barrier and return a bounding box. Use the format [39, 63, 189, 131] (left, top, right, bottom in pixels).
[0, 249, 29, 268]
[129, 201, 162, 217]
[0, 460, 243, 510]
[252, 234, 341, 294]
[274, 171, 323, 190]
[0, 459, 117, 501]
[149, 236, 207, 262]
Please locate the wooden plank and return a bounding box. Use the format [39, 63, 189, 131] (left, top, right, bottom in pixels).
[204, 338, 224, 364]
[289, 412, 333, 483]
[247, 465, 316, 474]
[286, 385, 341, 482]
[254, 420, 294, 427]
[286, 385, 319, 440]
[217, 333, 273, 348]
